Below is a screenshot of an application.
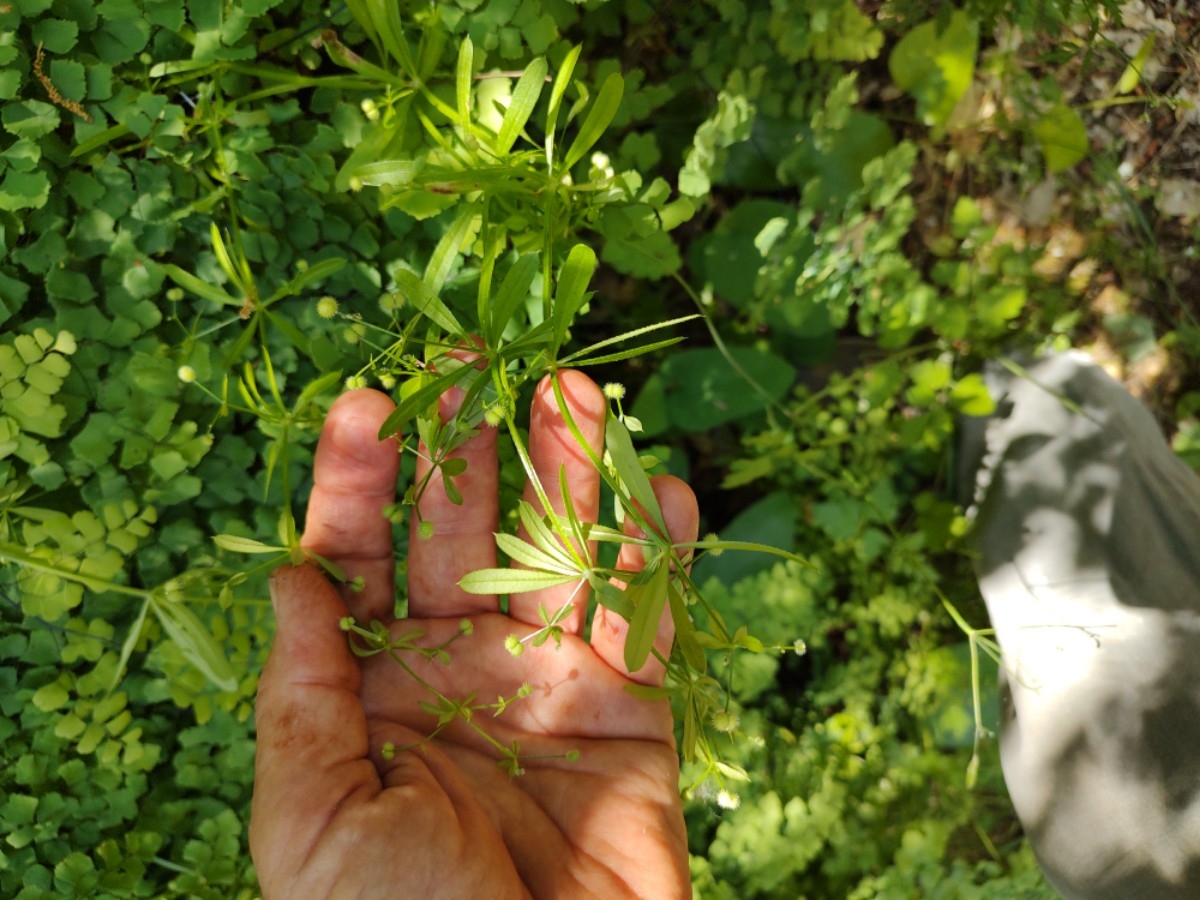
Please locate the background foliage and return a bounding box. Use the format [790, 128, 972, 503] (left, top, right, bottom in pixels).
[2, 0, 1197, 896]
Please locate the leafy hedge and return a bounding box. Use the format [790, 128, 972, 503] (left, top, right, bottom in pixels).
[0, 0, 1132, 895]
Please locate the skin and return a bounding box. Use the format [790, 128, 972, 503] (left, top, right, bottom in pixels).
[250, 370, 698, 899]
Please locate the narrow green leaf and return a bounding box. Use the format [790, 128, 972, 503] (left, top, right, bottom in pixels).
[376, 366, 467, 439]
[322, 30, 400, 84]
[416, 19, 448, 81]
[551, 243, 596, 351]
[395, 268, 463, 335]
[424, 204, 476, 294]
[294, 370, 344, 413]
[162, 264, 240, 308]
[517, 500, 577, 568]
[212, 534, 286, 554]
[606, 415, 666, 533]
[209, 223, 241, 288]
[716, 761, 751, 782]
[593, 575, 633, 620]
[498, 320, 556, 355]
[563, 72, 623, 172]
[149, 59, 213, 78]
[263, 309, 314, 360]
[263, 439, 282, 498]
[487, 252, 539, 344]
[496, 532, 577, 574]
[459, 567, 579, 595]
[497, 57, 548, 154]
[668, 580, 706, 673]
[442, 469, 463, 505]
[276, 507, 292, 548]
[681, 694, 699, 760]
[565, 337, 686, 367]
[732, 626, 764, 652]
[545, 44, 582, 168]
[263, 345, 285, 409]
[367, 0, 416, 74]
[224, 322, 259, 370]
[238, 361, 266, 410]
[109, 598, 151, 693]
[623, 682, 674, 700]
[70, 122, 132, 157]
[547, 45, 581, 129]
[679, 538, 810, 567]
[270, 257, 346, 302]
[560, 315, 699, 364]
[624, 561, 669, 673]
[336, 115, 406, 192]
[441, 457, 468, 477]
[151, 597, 238, 692]
[303, 550, 348, 583]
[456, 36, 473, 127]
[558, 465, 589, 568]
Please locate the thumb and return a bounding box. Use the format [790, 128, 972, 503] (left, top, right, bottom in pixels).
[250, 564, 376, 883]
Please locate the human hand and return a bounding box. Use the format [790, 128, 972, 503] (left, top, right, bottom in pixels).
[250, 370, 698, 899]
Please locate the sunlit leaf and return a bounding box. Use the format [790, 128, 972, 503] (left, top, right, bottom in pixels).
[459, 567, 580, 594]
[456, 36, 473, 127]
[211, 534, 286, 554]
[545, 43, 581, 167]
[497, 57, 547, 154]
[354, 158, 424, 187]
[888, 11, 978, 129]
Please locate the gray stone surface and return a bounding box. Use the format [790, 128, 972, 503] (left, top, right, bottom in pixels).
[964, 352, 1200, 899]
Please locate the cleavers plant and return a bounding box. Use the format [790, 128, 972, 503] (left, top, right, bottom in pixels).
[188, 17, 809, 797]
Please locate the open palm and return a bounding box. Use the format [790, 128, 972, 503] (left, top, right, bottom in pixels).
[250, 371, 697, 899]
